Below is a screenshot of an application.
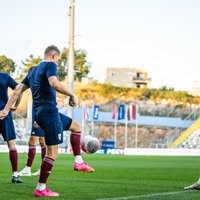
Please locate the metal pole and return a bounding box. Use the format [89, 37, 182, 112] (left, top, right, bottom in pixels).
[91, 102, 94, 136]
[114, 116, 117, 148]
[135, 105, 138, 148]
[67, 0, 75, 118]
[81, 114, 85, 136]
[125, 105, 128, 148]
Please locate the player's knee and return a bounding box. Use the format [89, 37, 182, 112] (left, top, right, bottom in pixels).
[76, 123, 81, 132]
[29, 136, 38, 146]
[46, 147, 58, 160]
[69, 120, 81, 132]
[7, 139, 16, 150]
[39, 141, 46, 147]
[39, 137, 46, 146]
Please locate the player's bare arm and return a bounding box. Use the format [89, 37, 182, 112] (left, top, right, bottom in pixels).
[0, 83, 28, 118]
[11, 92, 23, 111]
[48, 76, 79, 106]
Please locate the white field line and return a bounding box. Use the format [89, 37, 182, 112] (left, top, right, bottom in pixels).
[97, 190, 190, 200]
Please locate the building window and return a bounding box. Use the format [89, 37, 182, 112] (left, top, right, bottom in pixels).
[126, 72, 133, 79]
[136, 84, 140, 88]
[112, 72, 117, 77]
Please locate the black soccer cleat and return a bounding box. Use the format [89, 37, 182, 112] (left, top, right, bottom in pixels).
[12, 176, 23, 183]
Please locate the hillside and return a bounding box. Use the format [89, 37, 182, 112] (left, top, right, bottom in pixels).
[9, 82, 200, 148]
[10, 82, 200, 117]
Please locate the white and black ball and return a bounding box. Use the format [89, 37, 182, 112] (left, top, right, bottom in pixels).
[81, 135, 100, 154]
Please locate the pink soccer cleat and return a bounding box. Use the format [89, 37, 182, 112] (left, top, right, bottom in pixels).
[74, 162, 94, 172]
[34, 188, 59, 197]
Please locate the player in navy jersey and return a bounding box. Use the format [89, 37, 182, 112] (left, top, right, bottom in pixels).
[0, 45, 94, 197]
[0, 72, 23, 183]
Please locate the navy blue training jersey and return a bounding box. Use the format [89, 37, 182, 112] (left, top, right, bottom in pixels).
[21, 61, 58, 109]
[0, 72, 17, 110]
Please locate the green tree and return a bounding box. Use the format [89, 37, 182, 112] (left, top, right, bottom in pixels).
[21, 48, 91, 81]
[57, 48, 68, 80]
[0, 55, 16, 74]
[74, 49, 91, 81]
[159, 85, 174, 91]
[58, 48, 91, 81]
[21, 54, 42, 74]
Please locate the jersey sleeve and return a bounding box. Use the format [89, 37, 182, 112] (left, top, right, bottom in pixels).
[46, 62, 58, 78]
[7, 75, 18, 90]
[21, 75, 30, 88]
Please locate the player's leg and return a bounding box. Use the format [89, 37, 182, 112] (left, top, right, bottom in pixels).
[7, 139, 23, 183]
[19, 136, 38, 176]
[69, 120, 94, 172]
[33, 124, 46, 162]
[32, 136, 46, 176]
[59, 113, 94, 172]
[34, 145, 59, 197]
[19, 119, 43, 176]
[34, 109, 62, 197]
[2, 114, 23, 183]
[39, 136, 46, 162]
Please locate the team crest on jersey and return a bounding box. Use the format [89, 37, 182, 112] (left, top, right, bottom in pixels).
[32, 131, 35, 135]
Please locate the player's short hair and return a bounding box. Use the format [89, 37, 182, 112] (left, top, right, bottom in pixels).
[44, 45, 60, 56]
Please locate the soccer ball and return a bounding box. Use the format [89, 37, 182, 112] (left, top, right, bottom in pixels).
[81, 135, 100, 154]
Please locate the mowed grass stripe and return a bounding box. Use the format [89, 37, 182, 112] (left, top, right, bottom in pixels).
[97, 190, 189, 200]
[0, 153, 199, 199]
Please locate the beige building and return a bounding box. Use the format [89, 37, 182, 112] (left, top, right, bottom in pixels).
[190, 88, 200, 96]
[105, 67, 151, 88]
[189, 82, 200, 96]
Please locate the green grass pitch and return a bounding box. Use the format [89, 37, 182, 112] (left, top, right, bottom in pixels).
[0, 153, 200, 199]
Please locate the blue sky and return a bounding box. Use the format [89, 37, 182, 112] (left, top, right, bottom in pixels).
[0, 0, 200, 91]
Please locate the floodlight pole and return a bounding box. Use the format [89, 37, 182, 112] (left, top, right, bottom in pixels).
[67, 0, 75, 118]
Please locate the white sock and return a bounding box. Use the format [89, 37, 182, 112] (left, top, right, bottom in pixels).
[13, 171, 18, 177]
[25, 166, 31, 172]
[74, 155, 83, 164]
[197, 178, 200, 184]
[36, 183, 46, 191]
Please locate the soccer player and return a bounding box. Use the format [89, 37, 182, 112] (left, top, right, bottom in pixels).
[0, 45, 94, 197]
[0, 72, 23, 183]
[18, 119, 46, 177]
